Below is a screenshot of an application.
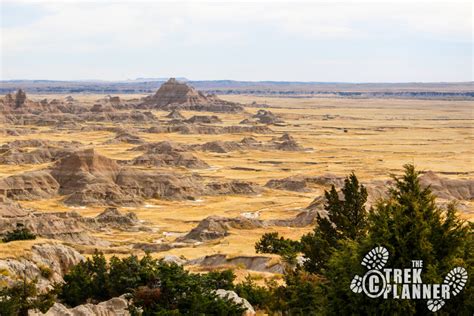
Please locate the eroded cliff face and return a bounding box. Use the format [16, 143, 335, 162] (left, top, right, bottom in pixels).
[0, 243, 84, 291]
[30, 295, 131, 316]
[140, 78, 244, 112]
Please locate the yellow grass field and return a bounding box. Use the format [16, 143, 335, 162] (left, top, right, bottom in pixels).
[1, 94, 472, 262]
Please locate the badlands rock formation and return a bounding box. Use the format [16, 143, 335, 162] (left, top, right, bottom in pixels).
[0, 197, 28, 217]
[189, 254, 284, 274]
[140, 78, 243, 113]
[0, 244, 84, 290]
[185, 115, 223, 124]
[0, 170, 60, 200]
[0, 140, 81, 165]
[165, 109, 185, 120]
[178, 215, 264, 242]
[129, 141, 209, 169]
[104, 131, 145, 145]
[31, 296, 130, 316]
[215, 290, 256, 316]
[420, 171, 474, 200]
[0, 204, 147, 245]
[265, 173, 345, 192]
[193, 133, 307, 153]
[240, 109, 285, 125]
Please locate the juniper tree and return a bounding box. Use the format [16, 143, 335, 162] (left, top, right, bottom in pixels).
[323, 165, 473, 315]
[301, 172, 368, 273]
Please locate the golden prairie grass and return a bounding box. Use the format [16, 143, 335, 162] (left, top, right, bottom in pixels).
[1, 94, 472, 261]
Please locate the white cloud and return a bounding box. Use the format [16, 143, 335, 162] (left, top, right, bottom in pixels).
[1, 0, 472, 81]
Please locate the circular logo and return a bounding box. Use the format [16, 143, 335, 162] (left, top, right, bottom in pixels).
[362, 270, 386, 298]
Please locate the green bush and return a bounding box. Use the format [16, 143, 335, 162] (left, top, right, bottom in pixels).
[0, 277, 55, 316]
[39, 266, 53, 279]
[2, 224, 36, 243]
[58, 252, 246, 315]
[235, 276, 272, 310]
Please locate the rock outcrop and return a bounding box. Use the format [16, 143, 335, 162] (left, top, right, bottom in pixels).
[0, 146, 77, 165]
[104, 131, 144, 145]
[51, 148, 120, 194]
[165, 109, 185, 120]
[420, 171, 474, 200]
[270, 133, 304, 151]
[0, 207, 148, 245]
[240, 109, 284, 125]
[180, 207, 326, 244]
[192, 134, 305, 153]
[129, 141, 209, 169]
[0, 244, 84, 291]
[205, 180, 262, 196]
[265, 173, 345, 192]
[115, 168, 203, 201]
[31, 295, 130, 316]
[90, 103, 116, 113]
[178, 215, 264, 242]
[0, 197, 28, 217]
[185, 115, 222, 124]
[0, 170, 60, 200]
[140, 78, 243, 113]
[188, 254, 284, 274]
[215, 289, 256, 316]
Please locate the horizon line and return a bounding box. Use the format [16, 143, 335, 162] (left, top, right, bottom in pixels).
[1, 79, 473, 85]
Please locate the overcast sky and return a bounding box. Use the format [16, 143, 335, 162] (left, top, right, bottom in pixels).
[1, 0, 472, 82]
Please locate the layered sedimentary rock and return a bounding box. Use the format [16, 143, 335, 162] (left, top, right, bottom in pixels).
[240, 109, 285, 125]
[31, 296, 130, 316]
[193, 133, 306, 153]
[0, 206, 148, 245]
[129, 141, 209, 169]
[420, 171, 474, 200]
[185, 115, 222, 124]
[166, 109, 185, 120]
[188, 254, 284, 274]
[0, 197, 28, 217]
[115, 168, 204, 201]
[0, 170, 60, 200]
[205, 180, 262, 196]
[0, 244, 84, 290]
[140, 78, 243, 113]
[265, 173, 345, 192]
[0, 147, 263, 206]
[178, 215, 264, 242]
[179, 207, 321, 244]
[104, 131, 145, 145]
[51, 148, 120, 194]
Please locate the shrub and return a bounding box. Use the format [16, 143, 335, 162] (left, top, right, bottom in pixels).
[0, 277, 55, 316]
[39, 266, 53, 279]
[2, 224, 36, 243]
[58, 252, 246, 315]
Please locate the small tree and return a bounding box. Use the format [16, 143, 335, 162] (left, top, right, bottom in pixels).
[301, 172, 368, 273]
[0, 275, 55, 316]
[323, 165, 473, 314]
[255, 232, 302, 264]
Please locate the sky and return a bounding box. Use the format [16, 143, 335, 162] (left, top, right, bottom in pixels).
[0, 0, 472, 82]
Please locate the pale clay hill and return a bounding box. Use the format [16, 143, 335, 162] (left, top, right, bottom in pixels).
[0, 81, 473, 315]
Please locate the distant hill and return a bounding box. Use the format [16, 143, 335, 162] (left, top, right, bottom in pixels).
[0, 79, 472, 100]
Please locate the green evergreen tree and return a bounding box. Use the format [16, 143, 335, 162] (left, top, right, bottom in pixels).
[0, 276, 55, 316]
[323, 165, 473, 315]
[301, 172, 368, 273]
[255, 232, 302, 264]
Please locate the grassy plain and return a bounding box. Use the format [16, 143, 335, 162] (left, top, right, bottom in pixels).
[1, 94, 472, 261]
